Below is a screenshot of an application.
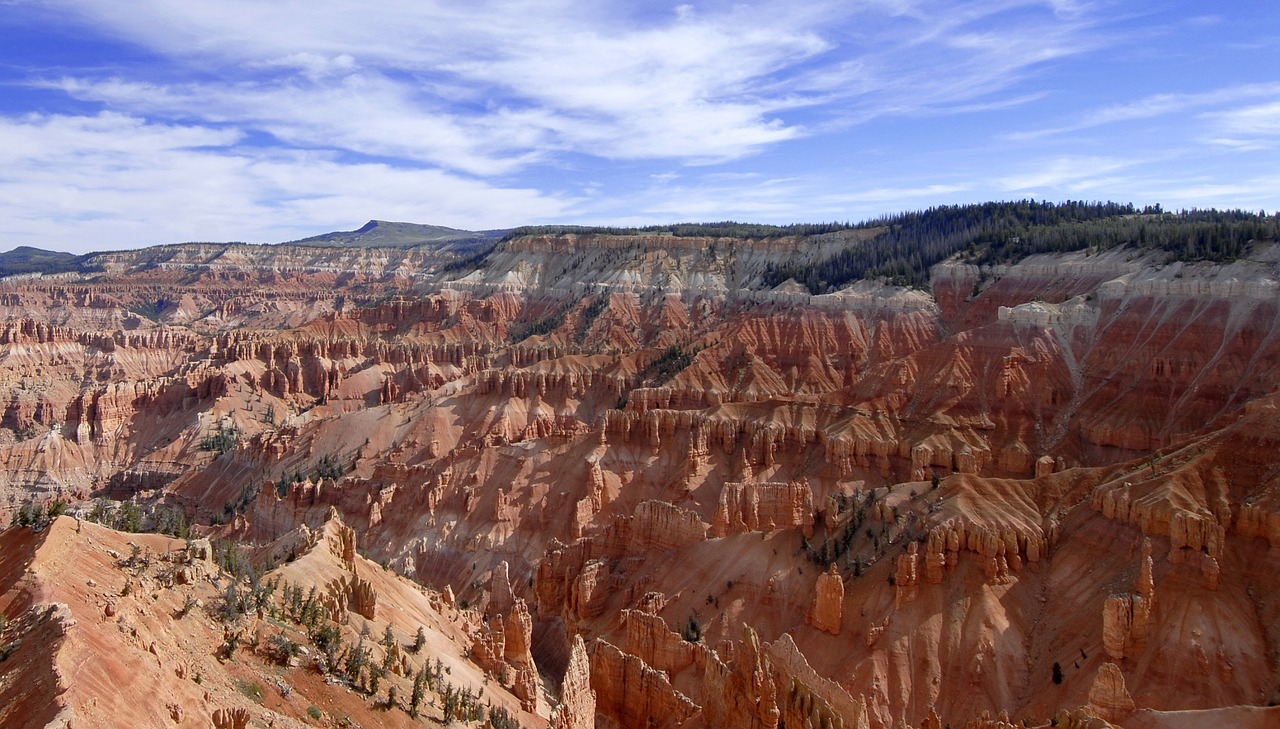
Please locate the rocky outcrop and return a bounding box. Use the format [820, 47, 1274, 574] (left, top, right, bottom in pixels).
[569, 559, 611, 621]
[1092, 482, 1226, 560]
[1049, 708, 1114, 729]
[713, 481, 815, 538]
[622, 609, 698, 676]
[631, 500, 707, 551]
[590, 640, 699, 729]
[1102, 539, 1155, 660]
[1087, 663, 1135, 722]
[701, 624, 779, 729]
[504, 598, 535, 669]
[895, 541, 921, 607]
[488, 560, 515, 618]
[551, 635, 596, 729]
[923, 514, 1045, 584]
[807, 564, 843, 635]
[211, 707, 251, 729]
[324, 574, 377, 620]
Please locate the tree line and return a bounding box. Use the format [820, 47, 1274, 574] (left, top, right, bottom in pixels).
[762, 201, 1280, 292]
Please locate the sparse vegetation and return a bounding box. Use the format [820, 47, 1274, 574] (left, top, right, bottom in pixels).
[237, 678, 266, 704]
[681, 613, 703, 643]
[267, 631, 303, 665]
[510, 303, 570, 343]
[642, 345, 695, 386]
[315, 453, 345, 481]
[576, 293, 610, 342]
[199, 420, 242, 455]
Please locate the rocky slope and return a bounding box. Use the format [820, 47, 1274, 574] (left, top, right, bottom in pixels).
[2, 225, 1280, 728]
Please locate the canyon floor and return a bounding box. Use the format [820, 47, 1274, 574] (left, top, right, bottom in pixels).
[2, 215, 1280, 728]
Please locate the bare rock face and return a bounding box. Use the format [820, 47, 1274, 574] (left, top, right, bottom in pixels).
[211, 707, 251, 729]
[331, 516, 357, 570]
[1087, 663, 1135, 722]
[1092, 482, 1226, 562]
[590, 639, 699, 728]
[513, 663, 539, 713]
[186, 538, 213, 563]
[550, 635, 596, 729]
[895, 541, 921, 607]
[807, 564, 843, 635]
[622, 609, 697, 676]
[347, 577, 377, 620]
[1102, 539, 1155, 660]
[324, 574, 377, 620]
[701, 624, 778, 729]
[504, 598, 535, 669]
[922, 513, 1044, 586]
[1051, 708, 1116, 729]
[924, 538, 946, 584]
[569, 559, 610, 621]
[631, 500, 707, 551]
[488, 560, 515, 618]
[12, 233, 1280, 728]
[713, 481, 815, 538]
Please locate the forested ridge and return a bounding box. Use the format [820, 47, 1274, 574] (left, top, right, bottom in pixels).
[761, 201, 1280, 292]
[502, 220, 854, 240]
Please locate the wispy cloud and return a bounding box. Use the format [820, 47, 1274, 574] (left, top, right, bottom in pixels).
[28, 0, 1119, 170]
[1007, 82, 1280, 140]
[1204, 100, 1280, 137]
[0, 112, 572, 249]
[997, 156, 1137, 191]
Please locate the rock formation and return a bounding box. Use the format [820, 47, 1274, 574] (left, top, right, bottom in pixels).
[808, 564, 844, 635]
[713, 481, 815, 538]
[550, 635, 596, 729]
[211, 708, 251, 729]
[1087, 663, 1135, 722]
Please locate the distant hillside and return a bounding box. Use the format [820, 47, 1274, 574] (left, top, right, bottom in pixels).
[0, 246, 92, 277]
[285, 220, 507, 252]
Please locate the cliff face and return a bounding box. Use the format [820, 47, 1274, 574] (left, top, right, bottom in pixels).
[4, 236, 1280, 727]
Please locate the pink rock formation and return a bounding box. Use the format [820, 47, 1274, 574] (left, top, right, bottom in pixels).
[631, 500, 707, 551]
[1102, 539, 1155, 659]
[1087, 663, 1135, 722]
[895, 541, 921, 607]
[808, 564, 844, 635]
[713, 481, 815, 538]
[591, 640, 699, 728]
[550, 635, 596, 729]
[488, 560, 515, 618]
[622, 609, 697, 676]
[211, 707, 251, 729]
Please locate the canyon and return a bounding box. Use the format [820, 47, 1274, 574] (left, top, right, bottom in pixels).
[2, 217, 1280, 728]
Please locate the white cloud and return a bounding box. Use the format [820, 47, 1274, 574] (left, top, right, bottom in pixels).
[1007, 82, 1280, 141]
[0, 112, 572, 252]
[1205, 100, 1280, 137]
[27, 0, 1118, 171]
[997, 156, 1136, 191]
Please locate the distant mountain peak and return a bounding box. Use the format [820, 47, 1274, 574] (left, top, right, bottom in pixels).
[283, 221, 507, 250]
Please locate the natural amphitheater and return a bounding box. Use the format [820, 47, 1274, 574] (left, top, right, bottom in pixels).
[2, 202, 1280, 729]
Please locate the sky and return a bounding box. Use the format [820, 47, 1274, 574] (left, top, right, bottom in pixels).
[1, 0, 1278, 253]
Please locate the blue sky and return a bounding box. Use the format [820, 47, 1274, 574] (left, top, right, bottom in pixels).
[1, 0, 1278, 253]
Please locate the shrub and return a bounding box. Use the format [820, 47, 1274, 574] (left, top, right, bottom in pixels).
[681, 614, 703, 643]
